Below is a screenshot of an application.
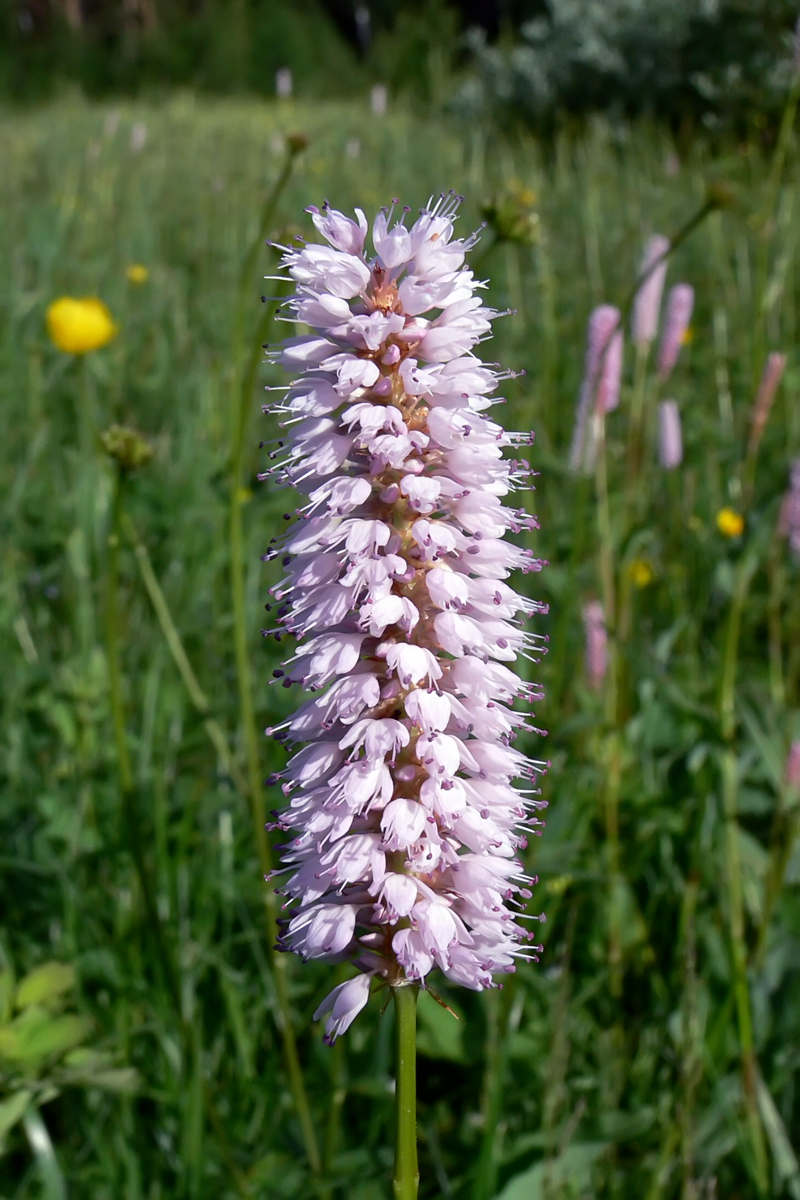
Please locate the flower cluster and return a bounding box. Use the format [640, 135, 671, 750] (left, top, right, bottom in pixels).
[261, 196, 547, 1041]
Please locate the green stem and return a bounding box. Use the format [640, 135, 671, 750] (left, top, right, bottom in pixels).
[228, 166, 320, 1166]
[755, 783, 800, 969]
[123, 514, 250, 798]
[75, 359, 97, 657]
[107, 473, 250, 1199]
[594, 413, 623, 995]
[228, 467, 322, 1176]
[472, 988, 502, 1200]
[718, 551, 767, 1194]
[106, 473, 134, 794]
[235, 144, 301, 333]
[393, 984, 419, 1200]
[106, 470, 181, 1008]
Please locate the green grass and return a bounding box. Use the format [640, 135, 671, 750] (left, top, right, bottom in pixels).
[1, 92, 799, 1199]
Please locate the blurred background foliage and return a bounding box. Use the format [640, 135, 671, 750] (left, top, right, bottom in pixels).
[2, 0, 798, 135]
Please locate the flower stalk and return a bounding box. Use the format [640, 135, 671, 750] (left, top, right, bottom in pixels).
[718, 547, 768, 1194]
[393, 984, 419, 1200]
[227, 143, 322, 1175]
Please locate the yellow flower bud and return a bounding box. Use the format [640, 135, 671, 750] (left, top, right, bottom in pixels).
[716, 507, 744, 538]
[629, 558, 654, 588]
[126, 264, 149, 285]
[46, 297, 119, 355]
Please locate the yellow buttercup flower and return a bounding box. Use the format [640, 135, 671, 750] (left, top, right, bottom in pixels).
[716, 507, 744, 538]
[681, 326, 694, 345]
[629, 558, 654, 588]
[46, 297, 119, 355]
[126, 263, 149, 285]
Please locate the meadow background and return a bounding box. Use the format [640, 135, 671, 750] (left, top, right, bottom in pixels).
[2, 3, 800, 1198]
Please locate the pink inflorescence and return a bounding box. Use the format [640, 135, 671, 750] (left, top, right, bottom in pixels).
[657, 283, 694, 380]
[786, 740, 800, 790]
[569, 305, 623, 474]
[658, 400, 683, 469]
[632, 234, 670, 347]
[781, 458, 800, 561]
[261, 196, 549, 1042]
[582, 600, 607, 691]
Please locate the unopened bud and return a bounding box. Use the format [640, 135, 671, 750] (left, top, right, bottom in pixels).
[100, 425, 154, 472]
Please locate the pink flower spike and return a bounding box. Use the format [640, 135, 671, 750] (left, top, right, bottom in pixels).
[632, 234, 670, 346]
[749, 352, 787, 455]
[582, 600, 606, 691]
[264, 196, 547, 1035]
[786, 740, 800, 789]
[780, 458, 800, 560]
[569, 305, 623, 474]
[658, 400, 683, 470]
[657, 284, 694, 380]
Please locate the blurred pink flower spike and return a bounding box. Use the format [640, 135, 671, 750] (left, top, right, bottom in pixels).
[632, 234, 670, 346]
[263, 195, 549, 1043]
[749, 352, 787, 455]
[780, 457, 800, 560]
[658, 284, 694, 380]
[658, 400, 683, 469]
[569, 304, 623, 474]
[786, 740, 800, 789]
[582, 600, 607, 691]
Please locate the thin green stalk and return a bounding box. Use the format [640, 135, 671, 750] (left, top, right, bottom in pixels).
[718, 551, 767, 1194]
[753, 73, 800, 385]
[472, 988, 502, 1200]
[107, 471, 250, 1199]
[755, 778, 800, 970]
[106, 471, 183, 1010]
[235, 140, 304, 332]
[75, 359, 97, 657]
[228, 468, 322, 1176]
[324, 1033, 347, 1177]
[393, 984, 419, 1200]
[594, 412, 623, 995]
[227, 148, 320, 1171]
[122, 514, 250, 798]
[762, 74, 800, 225]
[106, 473, 134, 795]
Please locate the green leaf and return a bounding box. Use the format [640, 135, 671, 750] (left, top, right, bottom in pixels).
[16, 963, 75, 1011]
[757, 1073, 800, 1200]
[494, 1142, 605, 1200]
[217, 967, 255, 1080]
[416, 989, 465, 1062]
[22, 1107, 67, 1200]
[23, 1014, 92, 1063]
[0, 1088, 32, 1146]
[0, 1007, 91, 1066]
[740, 706, 784, 791]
